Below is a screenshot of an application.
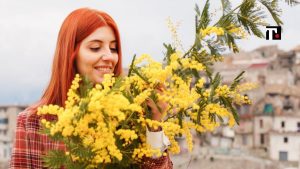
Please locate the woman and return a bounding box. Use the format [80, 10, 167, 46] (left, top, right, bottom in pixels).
[10, 8, 173, 169]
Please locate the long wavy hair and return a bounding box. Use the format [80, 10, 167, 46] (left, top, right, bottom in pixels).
[26, 8, 122, 115]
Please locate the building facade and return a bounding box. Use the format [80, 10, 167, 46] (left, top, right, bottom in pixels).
[269, 115, 300, 161]
[0, 105, 26, 163]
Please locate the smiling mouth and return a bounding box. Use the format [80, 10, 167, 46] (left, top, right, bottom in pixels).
[94, 66, 113, 73]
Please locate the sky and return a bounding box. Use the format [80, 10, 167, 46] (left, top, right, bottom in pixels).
[0, 0, 300, 105]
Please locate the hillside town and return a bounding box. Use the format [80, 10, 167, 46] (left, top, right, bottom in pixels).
[1, 45, 300, 169]
[172, 44, 300, 169]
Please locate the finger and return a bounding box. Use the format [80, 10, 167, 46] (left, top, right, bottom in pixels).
[156, 99, 169, 113]
[155, 83, 166, 93]
[158, 101, 168, 112]
[155, 89, 163, 95]
[146, 96, 169, 114]
[146, 98, 159, 112]
[157, 83, 166, 89]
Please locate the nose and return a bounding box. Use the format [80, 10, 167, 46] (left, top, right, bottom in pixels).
[101, 47, 114, 60]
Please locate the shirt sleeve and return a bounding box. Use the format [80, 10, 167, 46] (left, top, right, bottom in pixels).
[10, 111, 66, 169]
[9, 111, 31, 169]
[140, 129, 173, 169]
[146, 128, 171, 156]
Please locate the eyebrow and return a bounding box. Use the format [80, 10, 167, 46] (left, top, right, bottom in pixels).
[88, 39, 117, 43]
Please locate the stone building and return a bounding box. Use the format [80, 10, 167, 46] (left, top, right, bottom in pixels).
[0, 105, 26, 166]
[233, 111, 254, 149]
[269, 114, 300, 161]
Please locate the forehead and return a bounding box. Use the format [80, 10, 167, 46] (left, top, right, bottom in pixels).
[82, 26, 116, 43]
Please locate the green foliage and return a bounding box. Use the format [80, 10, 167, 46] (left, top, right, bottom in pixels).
[42, 150, 68, 169]
[259, 0, 282, 26]
[229, 71, 245, 92]
[221, 0, 232, 15]
[80, 76, 94, 97]
[161, 0, 295, 128]
[209, 73, 221, 103]
[198, 0, 211, 29]
[163, 43, 177, 65]
[238, 0, 266, 38]
[128, 54, 136, 77]
[285, 0, 299, 5]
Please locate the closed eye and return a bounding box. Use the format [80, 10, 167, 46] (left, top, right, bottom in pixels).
[110, 48, 118, 53]
[90, 47, 100, 52]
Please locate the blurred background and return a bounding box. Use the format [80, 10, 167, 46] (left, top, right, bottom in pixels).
[0, 0, 300, 168]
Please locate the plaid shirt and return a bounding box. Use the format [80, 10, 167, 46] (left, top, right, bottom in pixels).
[10, 111, 173, 169]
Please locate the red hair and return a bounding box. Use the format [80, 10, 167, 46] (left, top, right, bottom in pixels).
[27, 8, 122, 115]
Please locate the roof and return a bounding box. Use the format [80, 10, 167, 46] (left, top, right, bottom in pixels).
[277, 51, 296, 58]
[293, 45, 300, 52]
[254, 45, 278, 52]
[253, 45, 282, 57]
[0, 105, 28, 109]
[248, 63, 269, 69]
[239, 113, 254, 120]
[264, 84, 300, 97]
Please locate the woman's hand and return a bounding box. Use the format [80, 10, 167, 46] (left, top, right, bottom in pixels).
[146, 84, 168, 131]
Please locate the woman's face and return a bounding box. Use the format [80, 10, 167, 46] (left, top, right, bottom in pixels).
[76, 26, 119, 84]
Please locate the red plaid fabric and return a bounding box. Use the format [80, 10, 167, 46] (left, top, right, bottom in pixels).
[10, 111, 173, 169]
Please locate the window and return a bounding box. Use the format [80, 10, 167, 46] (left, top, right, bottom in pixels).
[260, 119, 263, 128]
[284, 137, 288, 143]
[279, 151, 288, 161]
[263, 104, 273, 114]
[242, 135, 247, 145]
[281, 121, 285, 128]
[260, 134, 264, 144]
[283, 96, 293, 111]
[0, 118, 8, 124]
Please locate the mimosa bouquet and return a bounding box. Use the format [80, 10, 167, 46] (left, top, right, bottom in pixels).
[37, 0, 295, 168]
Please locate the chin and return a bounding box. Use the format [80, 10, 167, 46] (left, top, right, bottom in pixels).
[95, 77, 104, 84]
[88, 74, 103, 84]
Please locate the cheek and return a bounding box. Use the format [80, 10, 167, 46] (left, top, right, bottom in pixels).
[76, 51, 97, 74]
